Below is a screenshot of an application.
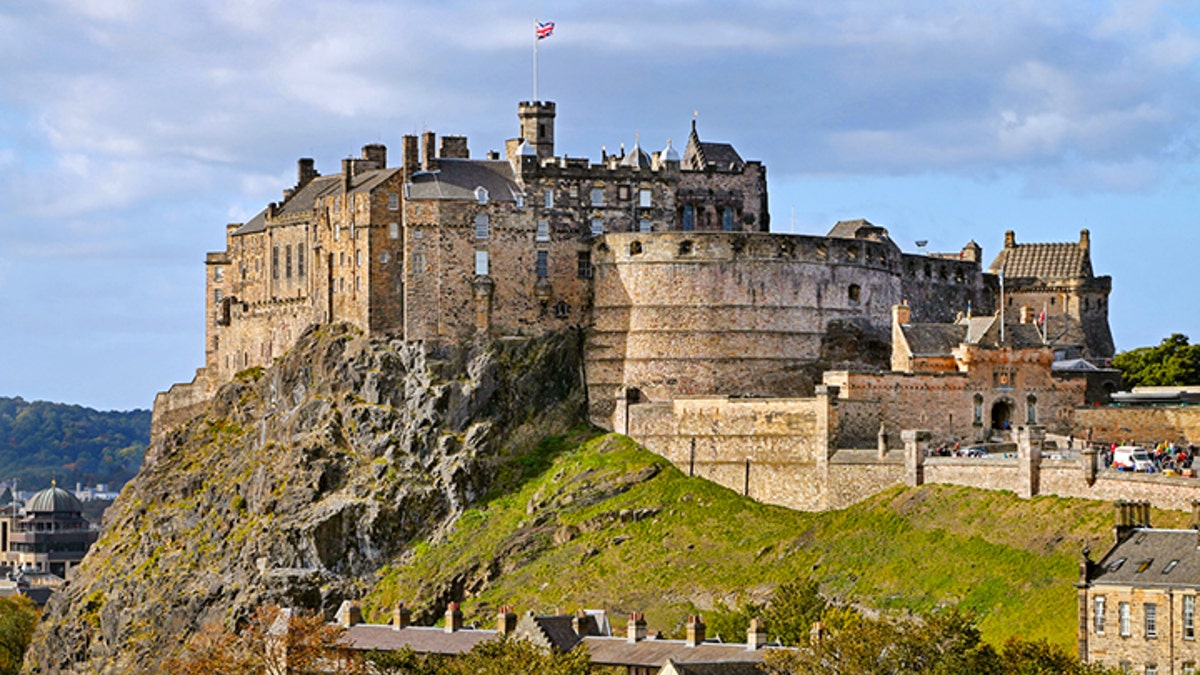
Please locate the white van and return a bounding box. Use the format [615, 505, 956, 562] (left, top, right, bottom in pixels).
[1112, 446, 1154, 472]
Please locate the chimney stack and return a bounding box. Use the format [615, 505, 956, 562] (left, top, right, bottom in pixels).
[362, 143, 387, 169]
[686, 614, 706, 647]
[626, 613, 647, 643]
[392, 603, 412, 630]
[1080, 229, 1090, 251]
[336, 600, 362, 628]
[496, 606, 517, 635]
[439, 135, 469, 159]
[747, 617, 767, 650]
[402, 135, 420, 177]
[1004, 230, 1016, 249]
[892, 302, 911, 327]
[444, 602, 463, 633]
[422, 131, 438, 172]
[297, 158, 317, 188]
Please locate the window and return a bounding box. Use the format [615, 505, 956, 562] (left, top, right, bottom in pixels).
[544, 189, 554, 209]
[350, 222, 356, 240]
[214, 267, 223, 282]
[1027, 395, 1037, 424]
[577, 251, 592, 279]
[640, 189, 652, 208]
[639, 219, 651, 233]
[536, 251, 548, 278]
[355, 275, 360, 291]
[722, 206, 736, 231]
[1145, 603, 1157, 638]
[388, 192, 399, 210]
[537, 220, 550, 243]
[297, 245, 305, 277]
[591, 187, 604, 206]
[1186, 596, 1195, 639]
[334, 223, 340, 241]
[475, 250, 489, 276]
[272, 246, 279, 279]
[1094, 596, 1106, 634]
[214, 289, 223, 304]
[554, 300, 569, 319]
[618, 185, 630, 201]
[848, 284, 861, 305]
[1183, 663, 1195, 675]
[286, 245, 293, 278]
[590, 218, 604, 237]
[682, 205, 695, 231]
[380, 252, 389, 264]
[1146, 666, 1158, 675]
[356, 250, 363, 268]
[389, 222, 399, 239]
[1120, 602, 1131, 637]
[475, 186, 489, 204]
[412, 251, 426, 274]
[973, 394, 984, 425]
[475, 214, 490, 240]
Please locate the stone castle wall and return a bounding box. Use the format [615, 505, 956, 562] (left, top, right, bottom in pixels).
[1074, 406, 1200, 446]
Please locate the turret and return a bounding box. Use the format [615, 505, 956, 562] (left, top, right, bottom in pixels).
[518, 101, 556, 161]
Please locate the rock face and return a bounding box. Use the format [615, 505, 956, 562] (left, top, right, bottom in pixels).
[24, 324, 586, 673]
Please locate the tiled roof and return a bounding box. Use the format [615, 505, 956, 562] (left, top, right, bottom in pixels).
[1091, 529, 1200, 589]
[343, 625, 498, 654]
[407, 159, 521, 201]
[581, 636, 767, 668]
[988, 242, 1092, 280]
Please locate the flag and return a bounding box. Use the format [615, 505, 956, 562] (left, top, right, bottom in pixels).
[537, 21, 555, 40]
[1037, 307, 1046, 325]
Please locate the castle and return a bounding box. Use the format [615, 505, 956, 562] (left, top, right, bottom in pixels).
[156, 100, 1185, 513]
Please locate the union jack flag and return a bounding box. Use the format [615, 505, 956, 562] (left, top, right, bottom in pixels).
[537, 21, 555, 40]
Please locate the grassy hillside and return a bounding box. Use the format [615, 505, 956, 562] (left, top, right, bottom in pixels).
[368, 429, 1189, 647]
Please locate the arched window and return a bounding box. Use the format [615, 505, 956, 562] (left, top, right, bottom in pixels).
[1027, 395, 1037, 424]
[475, 186, 489, 204]
[973, 394, 984, 425]
[848, 284, 861, 305]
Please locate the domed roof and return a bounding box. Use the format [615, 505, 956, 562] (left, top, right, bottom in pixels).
[26, 485, 83, 514]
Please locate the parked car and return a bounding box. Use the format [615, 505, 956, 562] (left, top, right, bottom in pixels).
[1112, 446, 1154, 472]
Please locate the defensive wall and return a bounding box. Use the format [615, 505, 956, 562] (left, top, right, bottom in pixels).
[624, 395, 1200, 512]
[1074, 405, 1200, 446]
[587, 231, 989, 427]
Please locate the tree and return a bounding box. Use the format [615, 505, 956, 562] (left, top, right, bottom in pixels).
[763, 578, 827, 646]
[0, 595, 38, 675]
[1113, 333, 1200, 387]
[167, 605, 367, 675]
[439, 637, 592, 675]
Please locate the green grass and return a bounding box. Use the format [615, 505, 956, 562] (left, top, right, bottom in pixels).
[366, 432, 1190, 647]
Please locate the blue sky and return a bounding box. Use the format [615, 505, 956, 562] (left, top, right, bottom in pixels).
[2, 1, 1199, 411]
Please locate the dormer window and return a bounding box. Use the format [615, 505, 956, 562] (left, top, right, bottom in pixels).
[475, 186, 489, 204]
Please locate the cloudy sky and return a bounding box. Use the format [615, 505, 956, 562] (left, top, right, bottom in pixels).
[2, 0, 1199, 411]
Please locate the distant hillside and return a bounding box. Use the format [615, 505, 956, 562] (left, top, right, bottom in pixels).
[0, 396, 148, 488]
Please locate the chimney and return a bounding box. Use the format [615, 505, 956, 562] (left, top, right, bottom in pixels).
[392, 603, 412, 630]
[685, 614, 706, 647]
[445, 602, 463, 633]
[626, 612, 647, 643]
[362, 143, 387, 169]
[335, 600, 362, 628]
[893, 302, 911, 327]
[747, 617, 767, 650]
[402, 135, 420, 177]
[1080, 228, 1091, 251]
[422, 131, 438, 172]
[571, 610, 589, 637]
[342, 158, 355, 192]
[496, 606, 517, 635]
[1004, 230, 1016, 249]
[439, 135, 469, 159]
[297, 158, 318, 188]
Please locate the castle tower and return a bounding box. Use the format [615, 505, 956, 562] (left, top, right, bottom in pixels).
[518, 101, 556, 161]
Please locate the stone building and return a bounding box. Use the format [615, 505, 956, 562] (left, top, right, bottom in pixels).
[989, 229, 1114, 361]
[1078, 501, 1200, 674]
[1, 484, 98, 580]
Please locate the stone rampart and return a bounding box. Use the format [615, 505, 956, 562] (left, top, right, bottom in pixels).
[1074, 405, 1200, 445]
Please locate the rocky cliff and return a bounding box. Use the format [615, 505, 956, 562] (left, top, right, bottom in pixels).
[24, 324, 586, 673]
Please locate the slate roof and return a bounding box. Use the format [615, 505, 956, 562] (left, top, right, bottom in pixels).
[407, 159, 521, 201]
[665, 661, 768, 675]
[581, 636, 767, 669]
[683, 121, 745, 172]
[1090, 529, 1200, 589]
[988, 241, 1092, 280]
[901, 324, 966, 356]
[343, 625, 498, 655]
[232, 208, 268, 236]
[827, 219, 889, 240]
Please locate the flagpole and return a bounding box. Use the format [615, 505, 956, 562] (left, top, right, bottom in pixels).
[533, 19, 539, 102]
